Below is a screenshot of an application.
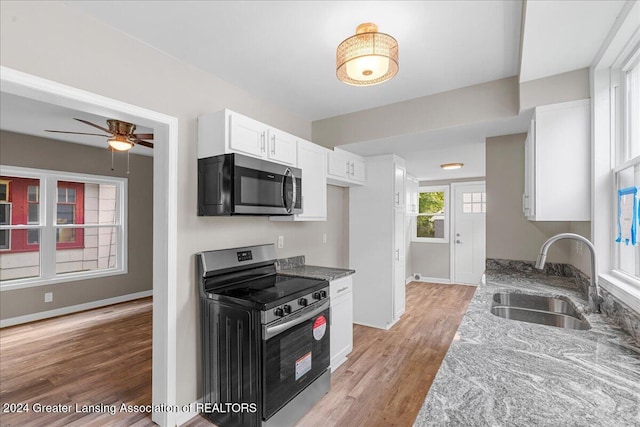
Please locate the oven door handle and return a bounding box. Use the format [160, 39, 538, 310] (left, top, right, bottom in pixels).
[264, 300, 330, 340]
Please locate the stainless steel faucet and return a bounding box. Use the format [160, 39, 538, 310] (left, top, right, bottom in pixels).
[535, 233, 601, 313]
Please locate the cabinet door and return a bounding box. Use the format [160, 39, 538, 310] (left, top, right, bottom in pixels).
[523, 123, 535, 217]
[394, 208, 405, 260]
[228, 112, 267, 158]
[393, 259, 406, 318]
[349, 157, 366, 183]
[328, 150, 349, 179]
[268, 128, 297, 166]
[406, 176, 418, 214]
[296, 141, 327, 220]
[330, 292, 353, 371]
[394, 164, 406, 208]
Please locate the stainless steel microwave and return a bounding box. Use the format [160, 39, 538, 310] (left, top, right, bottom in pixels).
[198, 153, 302, 216]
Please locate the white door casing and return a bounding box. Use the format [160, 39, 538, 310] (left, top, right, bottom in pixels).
[0, 67, 178, 427]
[451, 182, 486, 285]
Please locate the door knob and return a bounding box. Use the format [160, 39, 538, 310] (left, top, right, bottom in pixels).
[456, 240, 462, 244]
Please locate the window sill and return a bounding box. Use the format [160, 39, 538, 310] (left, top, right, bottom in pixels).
[411, 238, 449, 244]
[0, 267, 127, 291]
[598, 272, 640, 314]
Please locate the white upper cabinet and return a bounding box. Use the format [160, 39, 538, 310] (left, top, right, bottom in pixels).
[406, 175, 419, 215]
[523, 99, 590, 221]
[267, 127, 297, 166]
[228, 111, 269, 158]
[271, 139, 328, 222]
[327, 147, 366, 186]
[198, 109, 297, 167]
[394, 162, 406, 209]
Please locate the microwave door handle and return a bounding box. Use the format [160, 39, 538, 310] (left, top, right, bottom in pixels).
[282, 168, 295, 214]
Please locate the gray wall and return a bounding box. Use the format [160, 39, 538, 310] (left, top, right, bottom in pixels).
[520, 68, 590, 111]
[0, 131, 153, 319]
[312, 76, 519, 147]
[0, 1, 348, 407]
[485, 133, 589, 264]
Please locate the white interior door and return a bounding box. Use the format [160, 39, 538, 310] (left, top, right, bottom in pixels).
[452, 183, 486, 284]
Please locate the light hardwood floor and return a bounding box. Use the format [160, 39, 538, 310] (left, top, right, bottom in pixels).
[0, 297, 154, 427]
[0, 282, 475, 427]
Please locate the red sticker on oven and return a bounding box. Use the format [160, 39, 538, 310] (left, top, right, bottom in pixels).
[313, 315, 327, 340]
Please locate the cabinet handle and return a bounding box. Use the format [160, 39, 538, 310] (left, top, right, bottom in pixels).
[271, 135, 276, 155]
[395, 192, 400, 205]
[261, 132, 266, 152]
[395, 248, 400, 260]
[337, 286, 349, 294]
[350, 162, 355, 176]
[346, 161, 350, 175]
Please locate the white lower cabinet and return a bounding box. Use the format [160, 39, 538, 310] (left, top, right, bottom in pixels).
[330, 275, 353, 372]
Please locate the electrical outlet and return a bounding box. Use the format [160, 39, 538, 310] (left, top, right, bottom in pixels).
[44, 292, 53, 303]
[277, 235, 284, 249]
[322, 233, 327, 244]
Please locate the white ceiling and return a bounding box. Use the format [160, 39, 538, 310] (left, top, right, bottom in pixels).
[1, 1, 629, 180]
[520, 0, 627, 82]
[66, 0, 522, 121]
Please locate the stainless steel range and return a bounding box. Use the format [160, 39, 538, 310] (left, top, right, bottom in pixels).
[198, 244, 331, 427]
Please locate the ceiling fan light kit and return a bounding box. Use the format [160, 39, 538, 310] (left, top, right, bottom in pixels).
[336, 22, 399, 86]
[108, 134, 134, 151]
[45, 118, 154, 173]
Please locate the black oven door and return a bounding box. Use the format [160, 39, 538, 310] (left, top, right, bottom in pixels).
[262, 300, 330, 421]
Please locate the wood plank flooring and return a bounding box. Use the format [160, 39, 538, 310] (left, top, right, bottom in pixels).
[0, 297, 154, 427]
[0, 282, 475, 427]
[185, 282, 476, 427]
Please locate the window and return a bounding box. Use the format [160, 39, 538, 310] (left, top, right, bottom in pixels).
[0, 166, 127, 289]
[612, 47, 640, 283]
[462, 191, 486, 214]
[413, 185, 449, 243]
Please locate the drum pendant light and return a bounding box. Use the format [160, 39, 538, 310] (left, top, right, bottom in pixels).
[336, 23, 399, 86]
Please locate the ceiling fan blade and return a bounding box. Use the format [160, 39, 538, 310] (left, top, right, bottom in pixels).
[45, 130, 111, 137]
[132, 138, 154, 149]
[133, 133, 154, 140]
[73, 118, 112, 134]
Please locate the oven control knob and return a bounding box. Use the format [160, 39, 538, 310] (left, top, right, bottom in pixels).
[274, 307, 284, 317]
[320, 290, 328, 299]
[298, 297, 308, 307]
[312, 292, 321, 300]
[283, 304, 292, 315]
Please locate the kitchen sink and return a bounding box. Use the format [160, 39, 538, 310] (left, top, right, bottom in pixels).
[490, 292, 590, 330]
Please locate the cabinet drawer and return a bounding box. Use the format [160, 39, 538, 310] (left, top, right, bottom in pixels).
[330, 275, 353, 300]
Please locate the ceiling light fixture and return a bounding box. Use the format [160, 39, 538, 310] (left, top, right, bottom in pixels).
[336, 23, 398, 86]
[107, 134, 134, 151]
[440, 163, 464, 170]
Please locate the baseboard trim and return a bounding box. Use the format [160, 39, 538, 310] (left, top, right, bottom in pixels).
[411, 276, 451, 285]
[0, 290, 153, 328]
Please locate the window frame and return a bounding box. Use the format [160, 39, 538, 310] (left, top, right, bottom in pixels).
[592, 9, 640, 313]
[412, 185, 450, 244]
[0, 165, 128, 291]
[610, 44, 640, 288]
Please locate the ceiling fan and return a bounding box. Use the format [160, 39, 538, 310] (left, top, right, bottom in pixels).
[45, 118, 154, 151]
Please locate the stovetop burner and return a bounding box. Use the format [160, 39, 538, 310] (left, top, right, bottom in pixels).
[213, 274, 327, 310]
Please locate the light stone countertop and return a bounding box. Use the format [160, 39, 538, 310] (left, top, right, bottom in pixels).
[414, 269, 640, 427]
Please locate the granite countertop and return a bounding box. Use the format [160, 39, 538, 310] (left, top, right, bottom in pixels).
[414, 269, 640, 426]
[276, 256, 355, 281]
